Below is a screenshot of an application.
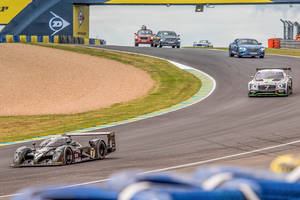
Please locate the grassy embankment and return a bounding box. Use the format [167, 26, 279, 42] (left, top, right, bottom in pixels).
[0, 44, 201, 143]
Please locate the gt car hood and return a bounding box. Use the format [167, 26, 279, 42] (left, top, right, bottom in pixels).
[249, 79, 285, 85]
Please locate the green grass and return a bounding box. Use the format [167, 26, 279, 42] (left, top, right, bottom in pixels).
[265, 48, 300, 57]
[0, 44, 201, 143]
[185, 46, 300, 57]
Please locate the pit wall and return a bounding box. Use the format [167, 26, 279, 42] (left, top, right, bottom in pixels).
[0, 35, 106, 45]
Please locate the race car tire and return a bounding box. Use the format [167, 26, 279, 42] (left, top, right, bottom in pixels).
[64, 147, 74, 165]
[151, 43, 154, 47]
[135, 43, 138, 47]
[97, 141, 107, 159]
[172, 46, 175, 48]
[159, 43, 163, 48]
[229, 51, 234, 57]
[154, 44, 158, 47]
[177, 45, 180, 48]
[259, 55, 264, 58]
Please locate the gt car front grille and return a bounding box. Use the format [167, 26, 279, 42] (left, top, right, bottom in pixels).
[248, 49, 259, 52]
[258, 85, 276, 91]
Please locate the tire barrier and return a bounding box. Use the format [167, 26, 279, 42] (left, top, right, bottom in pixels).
[0, 35, 106, 46]
[12, 165, 300, 200]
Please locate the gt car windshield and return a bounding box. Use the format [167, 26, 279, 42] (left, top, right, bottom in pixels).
[137, 30, 152, 35]
[161, 31, 176, 36]
[238, 39, 259, 45]
[40, 137, 67, 148]
[255, 71, 284, 80]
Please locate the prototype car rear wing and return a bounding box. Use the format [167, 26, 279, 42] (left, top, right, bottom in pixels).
[65, 131, 116, 152]
[256, 67, 292, 72]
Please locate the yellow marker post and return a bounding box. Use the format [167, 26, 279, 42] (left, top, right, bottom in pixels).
[43, 36, 49, 43]
[6, 35, 13, 43]
[19, 35, 27, 43]
[31, 35, 38, 43]
[54, 35, 59, 43]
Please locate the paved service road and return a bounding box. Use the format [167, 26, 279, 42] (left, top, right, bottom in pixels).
[1, 46, 300, 197]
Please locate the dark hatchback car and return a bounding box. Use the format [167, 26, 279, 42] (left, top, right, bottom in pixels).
[229, 38, 265, 58]
[153, 31, 181, 48]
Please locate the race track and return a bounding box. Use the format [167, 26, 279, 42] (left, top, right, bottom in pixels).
[1, 46, 300, 198]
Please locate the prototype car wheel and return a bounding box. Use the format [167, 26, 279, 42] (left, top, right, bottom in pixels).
[177, 45, 180, 48]
[229, 51, 234, 57]
[97, 141, 107, 159]
[64, 147, 74, 165]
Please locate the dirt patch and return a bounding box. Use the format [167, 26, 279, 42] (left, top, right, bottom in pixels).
[0, 43, 154, 116]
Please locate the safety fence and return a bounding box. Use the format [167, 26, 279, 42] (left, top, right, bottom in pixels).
[0, 35, 106, 46]
[13, 166, 300, 200]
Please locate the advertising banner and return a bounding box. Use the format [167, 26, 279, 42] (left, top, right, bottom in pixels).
[73, 5, 89, 38]
[0, 0, 32, 24]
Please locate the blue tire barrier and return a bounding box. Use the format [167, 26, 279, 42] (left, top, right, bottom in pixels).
[12, 166, 300, 200]
[26, 35, 31, 42]
[37, 35, 43, 42]
[13, 35, 20, 42]
[89, 38, 95, 45]
[49, 36, 54, 43]
[0, 35, 6, 43]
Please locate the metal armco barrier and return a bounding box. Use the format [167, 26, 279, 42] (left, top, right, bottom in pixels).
[280, 39, 300, 49]
[0, 35, 105, 46]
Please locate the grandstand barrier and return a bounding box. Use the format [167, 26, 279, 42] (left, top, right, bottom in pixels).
[0, 35, 106, 46]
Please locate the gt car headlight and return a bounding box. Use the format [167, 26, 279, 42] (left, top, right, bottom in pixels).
[278, 83, 286, 89]
[239, 47, 247, 51]
[260, 47, 265, 51]
[249, 84, 257, 89]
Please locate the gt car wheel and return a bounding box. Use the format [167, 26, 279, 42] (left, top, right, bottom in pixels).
[259, 55, 264, 58]
[229, 51, 234, 57]
[64, 147, 74, 165]
[177, 46, 180, 48]
[135, 43, 138, 47]
[97, 141, 107, 159]
[154, 44, 158, 47]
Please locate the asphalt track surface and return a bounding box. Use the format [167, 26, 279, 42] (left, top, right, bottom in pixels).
[1, 46, 300, 198]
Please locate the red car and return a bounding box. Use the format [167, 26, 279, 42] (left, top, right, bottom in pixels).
[134, 25, 155, 47]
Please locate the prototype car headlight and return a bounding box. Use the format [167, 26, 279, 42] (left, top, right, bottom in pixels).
[53, 150, 63, 161]
[239, 47, 247, 51]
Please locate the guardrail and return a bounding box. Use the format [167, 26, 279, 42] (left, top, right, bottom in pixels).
[0, 35, 106, 46]
[280, 39, 300, 49]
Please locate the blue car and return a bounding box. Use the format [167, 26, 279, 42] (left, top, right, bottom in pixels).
[229, 38, 265, 58]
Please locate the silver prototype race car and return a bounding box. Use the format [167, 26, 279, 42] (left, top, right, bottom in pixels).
[12, 132, 116, 167]
[248, 68, 293, 97]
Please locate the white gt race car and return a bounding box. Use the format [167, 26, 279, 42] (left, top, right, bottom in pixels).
[248, 68, 293, 97]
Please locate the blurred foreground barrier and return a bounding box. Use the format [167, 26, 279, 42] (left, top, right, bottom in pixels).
[0, 35, 105, 46]
[13, 166, 300, 200]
